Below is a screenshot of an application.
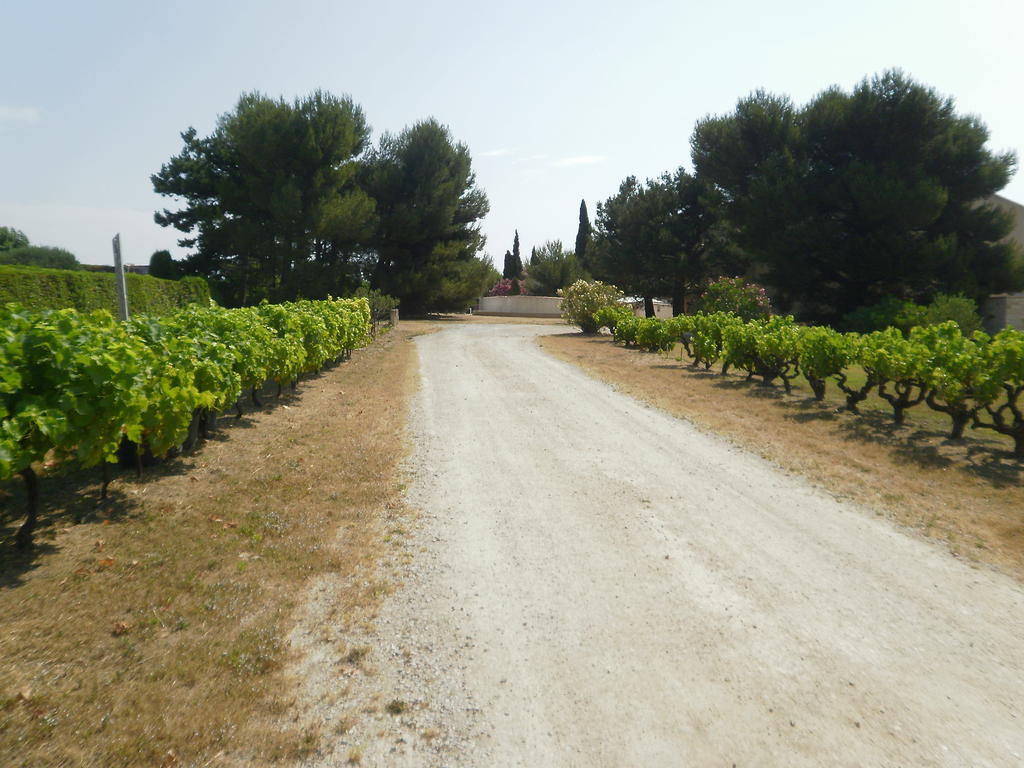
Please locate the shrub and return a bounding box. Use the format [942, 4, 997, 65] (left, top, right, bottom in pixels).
[635, 318, 674, 352]
[841, 294, 982, 336]
[689, 312, 744, 370]
[593, 304, 635, 334]
[797, 326, 850, 400]
[558, 279, 623, 333]
[923, 293, 982, 335]
[487, 278, 529, 297]
[696, 277, 771, 321]
[613, 316, 640, 345]
[841, 296, 927, 334]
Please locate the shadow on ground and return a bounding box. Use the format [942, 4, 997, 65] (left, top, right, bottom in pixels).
[0, 364, 337, 585]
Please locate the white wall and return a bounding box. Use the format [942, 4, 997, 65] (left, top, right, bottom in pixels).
[477, 295, 563, 316]
[477, 295, 676, 318]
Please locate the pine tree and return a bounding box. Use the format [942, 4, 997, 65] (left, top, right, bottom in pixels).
[502, 250, 515, 279]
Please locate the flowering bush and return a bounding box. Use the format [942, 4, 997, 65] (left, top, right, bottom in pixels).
[487, 278, 529, 297]
[558, 279, 624, 333]
[697, 277, 771, 321]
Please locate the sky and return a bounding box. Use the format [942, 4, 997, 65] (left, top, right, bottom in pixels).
[2, 0, 1023, 267]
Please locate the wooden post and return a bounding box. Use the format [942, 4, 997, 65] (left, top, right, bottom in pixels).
[112, 233, 129, 321]
[390, 308, 399, 326]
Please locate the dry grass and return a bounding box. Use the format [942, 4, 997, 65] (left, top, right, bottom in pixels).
[541, 332, 1024, 580]
[0, 323, 430, 767]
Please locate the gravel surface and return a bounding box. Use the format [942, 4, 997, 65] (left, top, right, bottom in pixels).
[301, 322, 1024, 767]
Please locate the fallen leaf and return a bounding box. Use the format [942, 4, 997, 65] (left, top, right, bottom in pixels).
[74, 567, 90, 577]
[161, 750, 179, 767]
[93, 539, 105, 552]
[208, 516, 224, 523]
[15, 687, 31, 703]
[222, 521, 239, 529]
[96, 557, 115, 569]
[112, 621, 131, 637]
[189, 475, 199, 483]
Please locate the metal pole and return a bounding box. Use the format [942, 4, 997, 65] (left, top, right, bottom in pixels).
[112, 233, 129, 321]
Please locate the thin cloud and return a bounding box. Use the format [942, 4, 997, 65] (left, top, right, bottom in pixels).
[0, 106, 41, 127]
[551, 155, 604, 167]
[479, 147, 514, 157]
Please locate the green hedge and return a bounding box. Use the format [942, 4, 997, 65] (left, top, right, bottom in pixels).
[0, 265, 210, 315]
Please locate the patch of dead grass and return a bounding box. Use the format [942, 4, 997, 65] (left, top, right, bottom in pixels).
[540, 332, 1024, 580]
[0, 324, 431, 767]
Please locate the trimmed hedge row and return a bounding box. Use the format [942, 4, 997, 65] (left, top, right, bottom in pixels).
[0, 265, 210, 316]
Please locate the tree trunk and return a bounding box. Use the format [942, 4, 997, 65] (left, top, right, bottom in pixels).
[671, 280, 684, 317]
[644, 296, 655, 318]
[809, 378, 826, 401]
[845, 391, 867, 414]
[949, 412, 968, 440]
[15, 467, 39, 550]
[183, 409, 202, 453]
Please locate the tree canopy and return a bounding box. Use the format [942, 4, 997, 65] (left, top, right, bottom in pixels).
[0, 226, 30, 252]
[0, 245, 79, 270]
[148, 250, 180, 280]
[589, 170, 743, 315]
[691, 70, 1021, 321]
[360, 118, 491, 313]
[154, 93, 491, 311]
[524, 240, 586, 296]
[153, 91, 373, 305]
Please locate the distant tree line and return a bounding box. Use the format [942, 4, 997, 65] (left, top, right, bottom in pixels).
[489, 206, 595, 298]
[0, 226, 80, 270]
[584, 70, 1022, 324]
[153, 91, 496, 312]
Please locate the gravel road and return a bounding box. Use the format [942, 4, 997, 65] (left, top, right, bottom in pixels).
[311, 322, 1024, 767]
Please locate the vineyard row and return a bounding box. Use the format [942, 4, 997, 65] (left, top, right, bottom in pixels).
[1, 297, 373, 547]
[593, 307, 1024, 456]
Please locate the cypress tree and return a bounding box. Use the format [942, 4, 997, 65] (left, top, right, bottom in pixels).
[502, 249, 515, 279]
[575, 199, 592, 268]
[512, 230, 523, 277]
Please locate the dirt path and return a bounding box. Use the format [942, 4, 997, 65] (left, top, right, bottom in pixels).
[312, 322, 1024, 767]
